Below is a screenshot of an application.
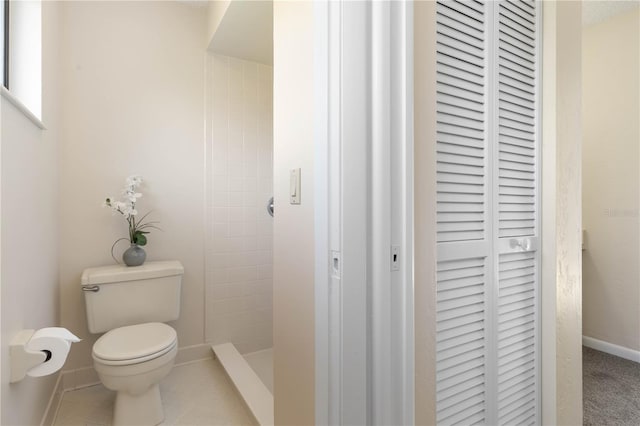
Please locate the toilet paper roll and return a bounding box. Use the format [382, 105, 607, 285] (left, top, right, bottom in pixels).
[26, 328, 81, 378]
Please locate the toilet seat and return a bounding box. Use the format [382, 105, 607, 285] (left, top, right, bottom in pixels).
[93, 322, 177, 366]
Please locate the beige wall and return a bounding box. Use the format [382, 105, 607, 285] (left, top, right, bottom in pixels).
[413, 1, 437, 424]
[0, 2, 61, 424]
[542, 1, 583, 424]
[205, 53, 273, 353]
[58, 1, 207, 370]
[582, 8, 640, 353]
[272, 2, 315, 424]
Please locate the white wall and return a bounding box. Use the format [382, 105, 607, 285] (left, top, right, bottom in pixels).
[58, 1, 207, 370]
[582, 8, 640, 352]
[273, 2, 316, 424]
[208, 1, 273, 65]
[0, 2, 61, 424]
[205, 54, 273, 353]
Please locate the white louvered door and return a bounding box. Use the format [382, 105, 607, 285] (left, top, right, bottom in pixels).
[435, 1, 540, 425]
[494, 1, 539, 425]
[435, 0, 491, 424]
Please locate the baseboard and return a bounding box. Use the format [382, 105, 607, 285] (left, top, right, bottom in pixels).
[583, 335, 640, 363]
[59, 342, 214, 391]
[174, 342, 215, 365]
[41, 343, 214, 425]
[40, 372, 63, 426]
[60, 365, 101, 392]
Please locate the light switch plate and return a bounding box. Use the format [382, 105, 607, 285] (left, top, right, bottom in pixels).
[290, 168, 301, 204]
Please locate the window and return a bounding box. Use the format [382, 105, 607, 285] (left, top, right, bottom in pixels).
[1, 0, 42, 120]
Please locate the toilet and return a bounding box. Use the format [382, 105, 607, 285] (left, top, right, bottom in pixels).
[81, 261, 184, 426]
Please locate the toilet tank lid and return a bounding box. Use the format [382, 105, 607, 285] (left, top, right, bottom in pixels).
[81, 261, 184, 285]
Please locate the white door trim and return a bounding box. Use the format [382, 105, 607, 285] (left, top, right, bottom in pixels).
[371, 2, 393, 423]
[377, 2, 415, 425]
[315, 1, 414, 424]
[313, 1, 330, 424]
[315, 1, 369, 424]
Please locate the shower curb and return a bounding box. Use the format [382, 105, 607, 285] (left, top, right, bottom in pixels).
[212, 343, 274, 426]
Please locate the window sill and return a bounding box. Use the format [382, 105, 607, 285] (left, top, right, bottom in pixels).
[1, 86, 46, 129]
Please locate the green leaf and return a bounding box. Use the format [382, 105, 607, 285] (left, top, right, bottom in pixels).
[138, 224, 162, 231]
[133, 233, 147, 246]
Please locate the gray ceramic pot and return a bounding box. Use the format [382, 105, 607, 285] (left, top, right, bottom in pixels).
[123, 244, 146, 267]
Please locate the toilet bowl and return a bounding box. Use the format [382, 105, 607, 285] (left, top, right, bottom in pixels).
[81, 261, 184, 426]
[92, 322, 178, 426]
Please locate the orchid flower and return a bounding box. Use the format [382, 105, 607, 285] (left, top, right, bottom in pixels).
[103, 176, 160, 255]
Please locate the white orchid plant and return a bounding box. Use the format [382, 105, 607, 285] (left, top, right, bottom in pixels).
[104, 175, 159, 252]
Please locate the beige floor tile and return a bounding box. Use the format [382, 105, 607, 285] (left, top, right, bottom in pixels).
[54, 359, 254, 426]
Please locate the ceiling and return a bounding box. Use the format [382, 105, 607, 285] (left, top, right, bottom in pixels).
[583, 0, 640, 26]
[204, 0, 639, 63]
[209, 1, 273, 66]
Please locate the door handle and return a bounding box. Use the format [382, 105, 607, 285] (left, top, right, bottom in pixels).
[509, 238, 532, 251]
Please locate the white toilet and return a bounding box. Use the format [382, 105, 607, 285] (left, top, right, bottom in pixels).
[81, 261, 184, 426]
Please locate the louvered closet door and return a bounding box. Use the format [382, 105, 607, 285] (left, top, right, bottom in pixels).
[494, 1, 539, 425]
[434, 1, 539, 425]
[435, 1, 490, 424]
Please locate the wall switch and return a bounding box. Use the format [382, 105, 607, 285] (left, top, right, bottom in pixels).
[290, 168, 301, 204]
[391, 245, 400, 271]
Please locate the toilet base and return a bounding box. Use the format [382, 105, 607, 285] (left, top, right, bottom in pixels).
[113, 384, 164, 426]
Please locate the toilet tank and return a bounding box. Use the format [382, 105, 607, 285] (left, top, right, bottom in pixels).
[81, 261, 184, 334]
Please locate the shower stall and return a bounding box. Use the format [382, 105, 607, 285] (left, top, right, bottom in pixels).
[204, 2, 274, 420]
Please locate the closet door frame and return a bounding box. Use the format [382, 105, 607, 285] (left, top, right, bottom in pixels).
[314, 1, 414, 424]
[424, 2, 544, 422]
[315, 1, 581, 425]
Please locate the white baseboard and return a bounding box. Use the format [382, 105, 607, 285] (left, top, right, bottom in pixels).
[40, 372, 63, 426]
[41, 343, 214, 425]
[174, 342, 215, 365]
[583, 335, 640, 363]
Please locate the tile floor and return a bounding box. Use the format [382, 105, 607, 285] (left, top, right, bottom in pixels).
[242, 349, 273, 394]
[53, 358, 256, 426]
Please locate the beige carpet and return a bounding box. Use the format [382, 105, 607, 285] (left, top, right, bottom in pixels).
[583, 346, 640, 426]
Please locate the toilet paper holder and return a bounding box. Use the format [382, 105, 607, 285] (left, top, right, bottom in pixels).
[9, 329, 48, 383]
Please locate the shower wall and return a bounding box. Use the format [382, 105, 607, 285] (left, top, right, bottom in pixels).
[205, 54, 273, 353]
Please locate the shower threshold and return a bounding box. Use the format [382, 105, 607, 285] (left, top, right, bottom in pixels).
[243, 348, 273, 393]
[212, 343, 274, 426]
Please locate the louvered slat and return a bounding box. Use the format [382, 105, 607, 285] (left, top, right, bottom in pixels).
[497, 250, 537, 425]
[436, 256, 486, 426]
[495, 10, 539, 423]
[497, 1, 538, 402]
[498, 0, 536, 240]
[436, 2, 488, 424]
[436, 0, 487, 244]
